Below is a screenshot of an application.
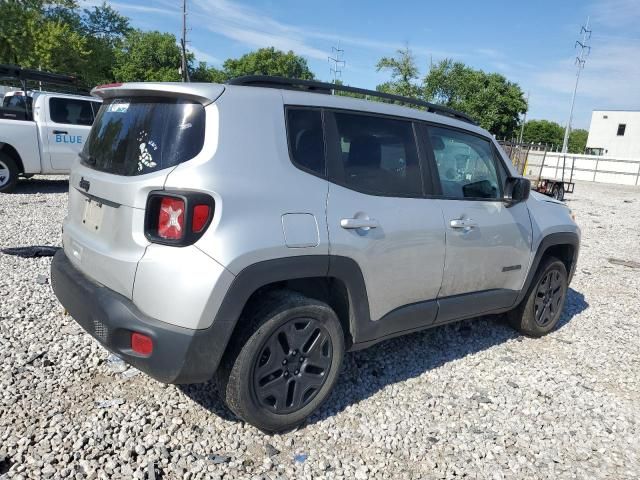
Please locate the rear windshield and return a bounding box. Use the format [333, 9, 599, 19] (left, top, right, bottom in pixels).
[81, 96, 206, 176]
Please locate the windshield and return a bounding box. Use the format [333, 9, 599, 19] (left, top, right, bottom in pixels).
[81, 96, 206, 176]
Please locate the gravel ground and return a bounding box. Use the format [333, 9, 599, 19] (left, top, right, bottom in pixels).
[1, 177, 639, 480]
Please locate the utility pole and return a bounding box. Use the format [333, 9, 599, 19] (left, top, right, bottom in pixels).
[561, 17, 591, 153]
[518, 91, 530, 144]
[328, 44, 345, 83]
[180, 0, 190, 82]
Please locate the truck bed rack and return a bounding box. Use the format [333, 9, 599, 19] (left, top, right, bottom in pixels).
[0, 64, 88, 95]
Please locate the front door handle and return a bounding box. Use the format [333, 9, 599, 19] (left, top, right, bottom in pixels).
[340, 218, 379, 230]
[450, 218, 478, 231]
[53, 130, 68, 135]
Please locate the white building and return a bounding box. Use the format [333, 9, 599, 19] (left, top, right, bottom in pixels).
[586, 110, 640, 158]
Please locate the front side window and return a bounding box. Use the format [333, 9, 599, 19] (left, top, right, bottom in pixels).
[286, 108, 325, 176]
[617, 123, 626, 136]
[82, 97, 206, 176]
[49, 98, 95, 126]
[428, 126, 502, 199]
[331, 112, 422, 197]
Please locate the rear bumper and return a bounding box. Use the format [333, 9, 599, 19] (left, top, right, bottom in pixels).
[51, 250, 224, 384]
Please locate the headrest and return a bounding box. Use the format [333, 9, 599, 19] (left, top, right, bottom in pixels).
[349, 135, 381, 168]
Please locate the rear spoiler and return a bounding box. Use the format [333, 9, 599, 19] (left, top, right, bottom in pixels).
[91, 82, 225, 106]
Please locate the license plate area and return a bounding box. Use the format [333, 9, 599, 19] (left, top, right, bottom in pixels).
[82, 199, 105, 232]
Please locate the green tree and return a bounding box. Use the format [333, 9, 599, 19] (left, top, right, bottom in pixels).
[222, 47, 314, 80]
[521, 120, 564, 147]
[568, 128, 588, 154]
[0, 0, 47, 65]
[113, 30, 182, 82]
[375, 46, 421, 98]
[423, 59, 527, 137]
[30, 20, 90, 75]
[189, 61, 228, 83]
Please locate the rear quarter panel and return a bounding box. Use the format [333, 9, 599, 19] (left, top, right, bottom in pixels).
[0, 119, 41, 173]
[164, 86, 330, 274]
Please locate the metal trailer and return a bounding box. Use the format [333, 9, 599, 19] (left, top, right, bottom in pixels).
[499, 140, 575, 201]
[531, 150, 575, 201]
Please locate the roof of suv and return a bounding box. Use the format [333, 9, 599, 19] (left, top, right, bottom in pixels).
[91, 76, 489, 137]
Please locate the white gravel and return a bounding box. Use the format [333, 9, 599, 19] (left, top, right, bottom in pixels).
[1, 177, 639, 479]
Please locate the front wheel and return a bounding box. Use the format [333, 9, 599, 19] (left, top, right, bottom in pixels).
[0, 153, 19, 193]
[508, 257, 568, 337]
[216, 291, 345, 432]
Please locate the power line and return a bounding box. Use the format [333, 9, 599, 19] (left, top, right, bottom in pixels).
[328, 44, 345, 83]
[561, 17, 591, 153]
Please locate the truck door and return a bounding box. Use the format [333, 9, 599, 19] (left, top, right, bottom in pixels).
[44, 97, 97, 171]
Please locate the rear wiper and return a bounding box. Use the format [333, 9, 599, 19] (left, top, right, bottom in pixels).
[79, 151, 96, 165]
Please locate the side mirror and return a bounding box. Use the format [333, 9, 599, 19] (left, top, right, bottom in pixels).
[505, 177, 530, 203]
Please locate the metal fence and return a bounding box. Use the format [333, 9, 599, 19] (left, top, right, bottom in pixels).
[500, 142, 640, 186]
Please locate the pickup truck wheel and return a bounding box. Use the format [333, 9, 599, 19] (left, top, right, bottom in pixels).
[508, 256, 568, 337]
[215, 290, 344, 433]
[0, 154, 19, 193]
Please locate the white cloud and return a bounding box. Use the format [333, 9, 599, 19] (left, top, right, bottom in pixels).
[81, 0, 173, 16]
[189, 46, 222, 65]
[188, 0, 461, 62]
[590, 0, 640, 27]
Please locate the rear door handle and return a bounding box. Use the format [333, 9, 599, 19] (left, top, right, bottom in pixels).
[340, 218, 379, 230]
[450, 218, 478, 230]
[53, 130, 68, 135]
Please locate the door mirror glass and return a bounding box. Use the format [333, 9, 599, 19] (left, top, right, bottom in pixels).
[505, 177, 530, 203]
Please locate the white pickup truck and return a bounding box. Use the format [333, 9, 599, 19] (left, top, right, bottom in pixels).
[0, 90, 101, 192]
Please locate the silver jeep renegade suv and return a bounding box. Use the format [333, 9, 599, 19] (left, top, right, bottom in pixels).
[51, 76, 580, 432]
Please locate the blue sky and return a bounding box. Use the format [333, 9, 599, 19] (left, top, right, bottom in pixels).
[82, 0, 640, 130]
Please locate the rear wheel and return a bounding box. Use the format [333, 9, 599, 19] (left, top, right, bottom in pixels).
[508, 257, 568, 337]
[552, 183, 565, 201]
[0, 153, 19, 193]
[216, 291, 344, 432]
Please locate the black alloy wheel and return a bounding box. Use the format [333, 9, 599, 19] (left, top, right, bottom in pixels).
[534, 269, 565, 327]
[252, 317, 333, 414]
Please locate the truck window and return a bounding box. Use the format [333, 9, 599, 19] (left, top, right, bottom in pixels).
[49, 98, 95, 126]
[0, 94, 33, 121]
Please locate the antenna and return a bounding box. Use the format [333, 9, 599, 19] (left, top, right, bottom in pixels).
[328, 43, 345, 83]
[561, 17, 591, 153]
[180, 0, 190, 82]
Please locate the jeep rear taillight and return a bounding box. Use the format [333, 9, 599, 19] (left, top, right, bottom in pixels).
[145, 191, 214, 246]
[158, 197, 185, 240]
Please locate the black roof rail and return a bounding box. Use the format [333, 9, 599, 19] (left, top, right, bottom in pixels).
[227, 75, 477, 125]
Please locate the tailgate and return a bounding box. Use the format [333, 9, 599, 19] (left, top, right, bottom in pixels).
[62, 92, 211, 298]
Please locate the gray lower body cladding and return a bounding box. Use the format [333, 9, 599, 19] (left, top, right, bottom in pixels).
[50, 250, 223, 384]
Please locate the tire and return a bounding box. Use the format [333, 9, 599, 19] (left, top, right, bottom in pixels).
[215, 290, 345, 433]
[508, 256, 568, 337]
[0, 153, 19, 193]
[552, 183, 565, 201]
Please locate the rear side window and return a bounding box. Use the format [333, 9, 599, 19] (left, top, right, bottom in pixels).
[331, 112, 422, 197]
[50, 98, 95, 126]
[286, 108, 325, 176]
[82, 97, 206, 176]
[0, 94, 33, 120]
[428, 126, 502, 199]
